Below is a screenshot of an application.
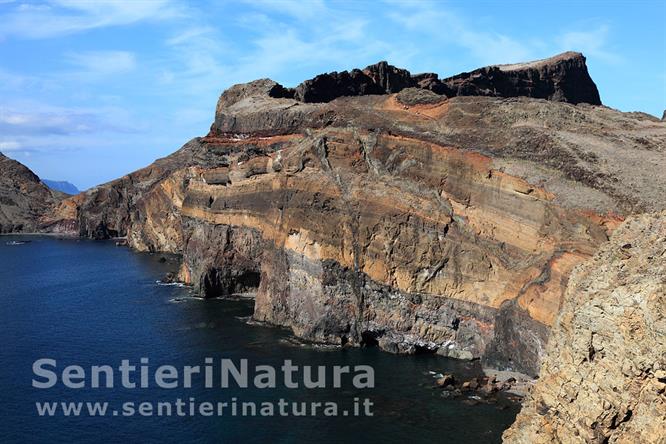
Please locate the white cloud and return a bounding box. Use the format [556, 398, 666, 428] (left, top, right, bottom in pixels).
[387, 5, 532, 67]
[239, 0, 328, 21]
[0, 68, 54, 92]
[65, 50, 137, 76]
[166, 26, 217, 46]
[227, 6, 387, 83]
[158, 25, 230, 94]
[385, 2, 623, 73]
[0, 0, 187, 39]
[0, 113, 30, 125]
[0, 102, 141, 137]
[16, 3, 50, 11]
[558, 25, 621, 64]
[0, 140, 22, 151]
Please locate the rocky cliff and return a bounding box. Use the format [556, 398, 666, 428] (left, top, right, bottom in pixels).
[46, 52, 666, 378]
[0, 152, 64, 233]
[504, 212, 666, 443]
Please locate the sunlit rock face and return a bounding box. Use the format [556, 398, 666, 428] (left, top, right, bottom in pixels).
[46, 53, 666, 377]
[504, 212, 666, 443]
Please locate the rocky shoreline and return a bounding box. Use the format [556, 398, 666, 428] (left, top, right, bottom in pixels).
[433, 370, 532, 400]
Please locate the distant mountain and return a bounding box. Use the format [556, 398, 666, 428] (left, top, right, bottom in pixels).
[42, 179, 80, 195]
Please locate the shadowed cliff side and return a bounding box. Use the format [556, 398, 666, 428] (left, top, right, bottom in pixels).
[0, 152, 65, 233]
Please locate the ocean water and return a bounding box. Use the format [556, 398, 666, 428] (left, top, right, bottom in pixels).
[0, 236, 519, 443]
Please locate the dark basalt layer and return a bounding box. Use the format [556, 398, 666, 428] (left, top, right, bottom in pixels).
[270, 51, 601, 105]
[293, 69, 385, 103]
[281, 61, 417, 103]
[441, 51, 601, 105]
[363, 60, 414, 93]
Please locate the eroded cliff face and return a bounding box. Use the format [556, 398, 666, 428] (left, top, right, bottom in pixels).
[47, 53, 666, 377]
[177, 125, 616, 376]
[504, 212, 666, 443]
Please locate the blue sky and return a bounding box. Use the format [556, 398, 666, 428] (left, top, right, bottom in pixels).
[1, 0, 664, 190]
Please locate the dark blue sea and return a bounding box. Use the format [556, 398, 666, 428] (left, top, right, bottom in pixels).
[0, 236, 519, 443]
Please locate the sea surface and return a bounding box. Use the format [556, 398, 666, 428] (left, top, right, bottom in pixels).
[0, 236, 519, 443]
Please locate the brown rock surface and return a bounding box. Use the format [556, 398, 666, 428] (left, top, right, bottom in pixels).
[504, 212, 666, 443]
[0, 152, 64, 233]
